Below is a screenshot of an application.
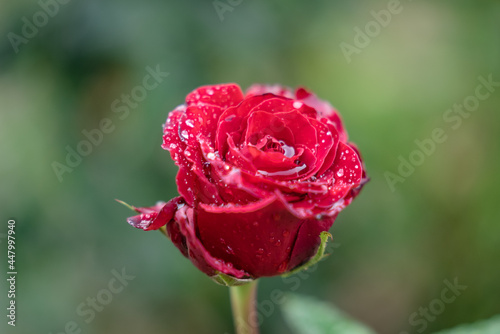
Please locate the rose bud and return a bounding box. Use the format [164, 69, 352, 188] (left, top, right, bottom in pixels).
[120, 83, 368, 282]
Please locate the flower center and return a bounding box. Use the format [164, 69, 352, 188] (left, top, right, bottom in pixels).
[259, 136, 295, 158]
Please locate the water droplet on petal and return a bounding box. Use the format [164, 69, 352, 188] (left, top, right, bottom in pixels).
[336, 168, 344, 177]
[279, 140, 295, 158]
[258, 164, 306, 177]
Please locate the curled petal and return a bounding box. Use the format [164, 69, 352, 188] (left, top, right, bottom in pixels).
[162, 106, 189, 168]
[315, 122, 340, 177]
[178, 144, 223, 206]
[310, 142, 364, 209]
[126, 197, 184, 231]
[209, 156, 329, 201]
[298, 118, 334, 179]
[244, 111, 295, 146]
[274, 110, 317, 152]
[296, 87, 348, 142]
[216, 94, 273, 156]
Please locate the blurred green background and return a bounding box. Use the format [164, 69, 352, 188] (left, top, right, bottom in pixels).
[1, 0, 499, 333]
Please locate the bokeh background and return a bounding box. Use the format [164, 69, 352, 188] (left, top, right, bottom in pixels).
[1, 0, 499, 333]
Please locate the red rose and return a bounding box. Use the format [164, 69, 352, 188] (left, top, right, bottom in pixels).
[123, 83, 367, 279]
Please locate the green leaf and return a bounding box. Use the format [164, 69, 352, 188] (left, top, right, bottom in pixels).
[282, 231, 332, 278]
[281, 293, 376, 334]
[432, 315, 500, 334]
[211, 272, 255, 287]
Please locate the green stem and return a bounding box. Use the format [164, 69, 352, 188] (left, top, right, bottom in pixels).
[230, 280, 259, 334]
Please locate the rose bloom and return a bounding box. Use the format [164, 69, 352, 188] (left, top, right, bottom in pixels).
[125, 83, 367, 279]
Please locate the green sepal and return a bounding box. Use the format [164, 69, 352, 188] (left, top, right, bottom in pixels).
[282, 231, 332, 278]
[158, 225, 168, 238]
[115, 199, 137, 212]
[211, 272, 254, 287]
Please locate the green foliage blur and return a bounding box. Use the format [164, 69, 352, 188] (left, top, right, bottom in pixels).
[1, 0, 499, 333]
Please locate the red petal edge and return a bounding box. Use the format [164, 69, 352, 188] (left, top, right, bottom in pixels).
[126, 197, 184, 231]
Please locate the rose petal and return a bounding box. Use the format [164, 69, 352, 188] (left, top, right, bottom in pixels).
[315, 122, 340, 177]
[186, 84, 244, 110]
[224, 135, 257, 173]
[196, 140, 264, 204]
[216, 94, 273, 156]
[294, 145, 317, 179]
[286, 214, 336, 271]
[310, 142, 363, 208]
[298, 118, 334, 178]
[245, 146, 299, 173]
[176, 167, 204, 206]
[177, 144, 224, 206]
[210, 155, 329, 200]
[126, 197, 184, 231]
[247, 96, 317, 119]
[274, 110, 317, 151]
[331, 142, 363, 188]
[249, 97, 292, 114]
[244, 111, 295, 146]
[172, 205, 250, 278]
[296, 87, 348, 142]
[245, 84, 295, 99]
[166, 212, 189, 258]
[162, 106, 190, 168]
[180, 104, 224, 145]
[341, 143, 369, 202]
[196, 195, 308, 277]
